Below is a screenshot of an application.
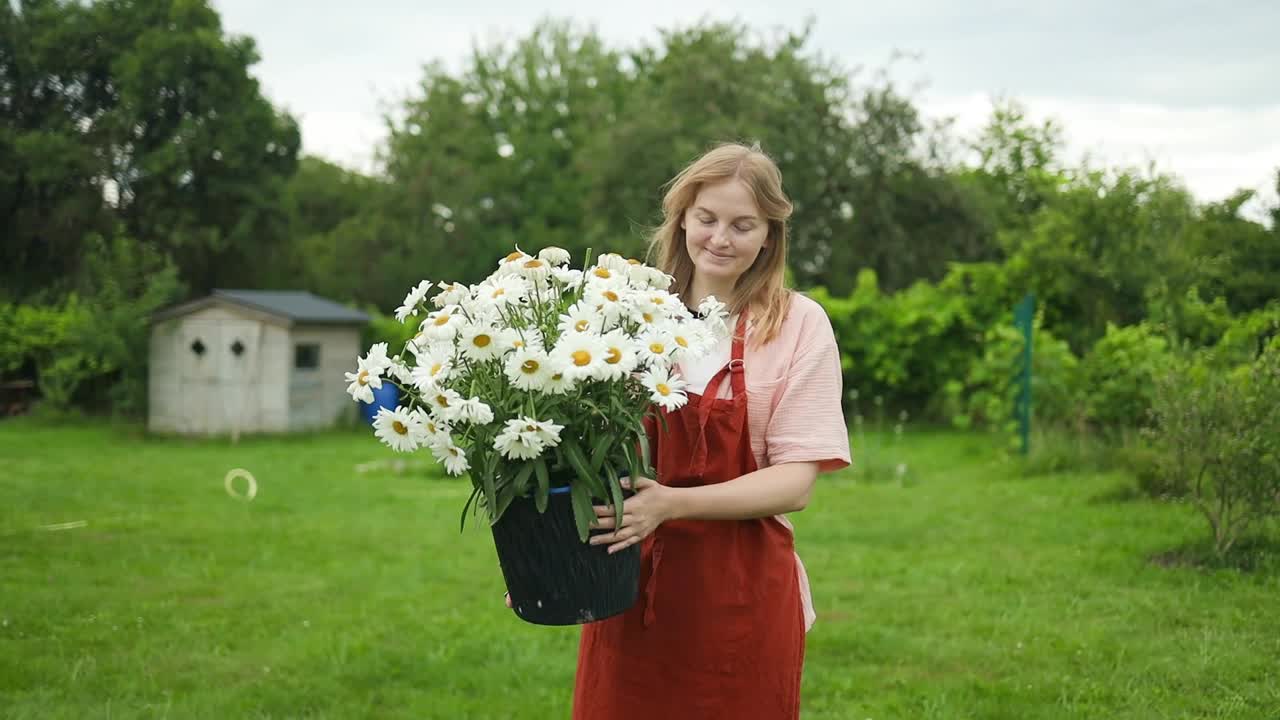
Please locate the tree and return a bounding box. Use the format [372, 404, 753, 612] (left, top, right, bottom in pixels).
[0, 0, 300, 300]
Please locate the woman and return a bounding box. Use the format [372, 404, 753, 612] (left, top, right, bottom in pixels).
[572, 142, 851, 719]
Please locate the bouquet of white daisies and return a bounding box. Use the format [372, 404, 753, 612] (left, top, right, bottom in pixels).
[345, 247, 728, 540]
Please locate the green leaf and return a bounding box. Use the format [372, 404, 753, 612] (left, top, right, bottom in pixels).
[563, 438, 597, 491]
[492, 485, 517, 527]
[589, 432, 613, 473]
[604, 463, 625, 529]
[511, 461, 535, 496]
[622, 440, 642, 493]
[534, 457, 550, 514]
[481, 470, 498, 525]
[569, 480, 594, 543]
[460, 485, 481, 533]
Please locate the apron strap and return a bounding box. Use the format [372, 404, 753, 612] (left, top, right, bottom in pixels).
[691, 312, 749, 475]
[696, 311, 749, 425]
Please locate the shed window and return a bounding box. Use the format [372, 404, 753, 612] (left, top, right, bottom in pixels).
[294, 343, 321, 369]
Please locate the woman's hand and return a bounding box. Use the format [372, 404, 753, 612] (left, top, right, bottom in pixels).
[589, 477, 676, 554]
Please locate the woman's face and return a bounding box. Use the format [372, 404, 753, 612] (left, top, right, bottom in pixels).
[681, 179, 769, 288]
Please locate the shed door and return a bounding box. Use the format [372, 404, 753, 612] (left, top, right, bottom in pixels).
[178, 319, 262, 434]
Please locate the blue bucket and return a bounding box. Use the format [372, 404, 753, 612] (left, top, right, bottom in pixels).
[360, 382, 400, 426]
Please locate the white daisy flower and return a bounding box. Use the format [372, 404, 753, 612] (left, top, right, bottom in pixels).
[538, 246, 572, 265]
[551, 332, 609, 381]
[518, 416, 564, 447]
[551, 266, 584, 287]
[698, 295, 730, 335]
[387, 358, 416, 386]
[458, 321, 508, 362]
[395, 280, 433, 322]
[431, 438, 470, 475]
[637, 327, 678, 368]
[426, 387, 463, 420]
[415, 409, 452, 447]
[558, 303, 604, 336]
[515, 257, 551, 283]
[498, 248, 531, 266]
[373, 405, 426, 452]
[584, 283, 630, 326]
[670, 322, 711, 361]
[344, 355, 385, 403]
[409, 345, 453, 391]
[474, 275, 529, 308]
[363, 342, 393, 374]
[595, 253, 631, 274]
[432, 282, 469, 308]
[419, 305, 464, 342]
[505, 327, 544, 353]
[492, 416, 565, 460]
[586, 264, 624, 284]
[493, 428, 545, 460]
[541, 358, 575, 395]
[641, 366, 689, 411]
[631, 265, 672, 290]
[598, 329, 639, 381]
[504, 347, 552, 391]
[454, 396, 495, 425]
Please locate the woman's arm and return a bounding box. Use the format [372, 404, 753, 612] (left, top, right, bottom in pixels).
[669, 461, 818, 520]
[589, 462, 818, 553]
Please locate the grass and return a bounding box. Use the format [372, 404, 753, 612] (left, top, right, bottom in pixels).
[1, 419, 1277, 719]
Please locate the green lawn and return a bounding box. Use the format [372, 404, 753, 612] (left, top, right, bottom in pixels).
[1, 419, 1277, 719]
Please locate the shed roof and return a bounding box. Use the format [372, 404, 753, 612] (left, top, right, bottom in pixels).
[152, 290, 370, 325]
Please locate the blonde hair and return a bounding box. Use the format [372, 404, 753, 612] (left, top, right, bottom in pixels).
[646, 142, 793, 347]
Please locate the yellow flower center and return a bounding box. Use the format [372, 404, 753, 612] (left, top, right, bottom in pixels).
[473, 334, 491, 348]
[606, 348, 622, 364]
[436, 394, 450, 407]
[392, 421, 408, 435]
[603, 290, 619, 302]
[551, 373, 564, 381]
[642, 313, 653, 324]
[521, 359, 540, 374]
[447, 447, 460, 457]
[433, 314, 451, 326]
[430, 362, 443, 376]
[492, 288, 505, 298]
[525, 424, 538, 432]
[427, 422, 438, 433]
[649, 342, 665, 354]
[675, 336, 688, 348]
[357, 370, 369, 386]
[656, 383, 671, 396]
[571, 350, 592, 367]
[628, 258, 642, 265]
[523, 259, 545, 269]
[504, 251, 525, 262]
[651, 296, 665, 305]
[593, 267, 612, 279]
[574, 319, 590, 332]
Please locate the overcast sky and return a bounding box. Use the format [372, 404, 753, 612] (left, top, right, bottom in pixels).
[212, 0, 1280, 209]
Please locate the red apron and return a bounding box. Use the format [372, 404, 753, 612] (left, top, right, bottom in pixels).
[572, 314, 805, 719]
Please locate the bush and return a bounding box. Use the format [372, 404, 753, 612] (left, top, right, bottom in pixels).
[810, 263, 1010, 414]
[1145, 346, 1280, 556]
[0, 232, 183, 416]
[943, 316, 1082, 450]
[1078, 322, 1173, 431]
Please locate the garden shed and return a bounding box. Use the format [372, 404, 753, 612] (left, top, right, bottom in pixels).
[148, 289, 369, 436]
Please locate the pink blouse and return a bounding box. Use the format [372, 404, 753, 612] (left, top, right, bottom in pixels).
[676, 291, 852, 632]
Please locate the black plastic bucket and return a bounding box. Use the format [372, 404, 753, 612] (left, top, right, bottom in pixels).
[491, 484, 640, 626]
